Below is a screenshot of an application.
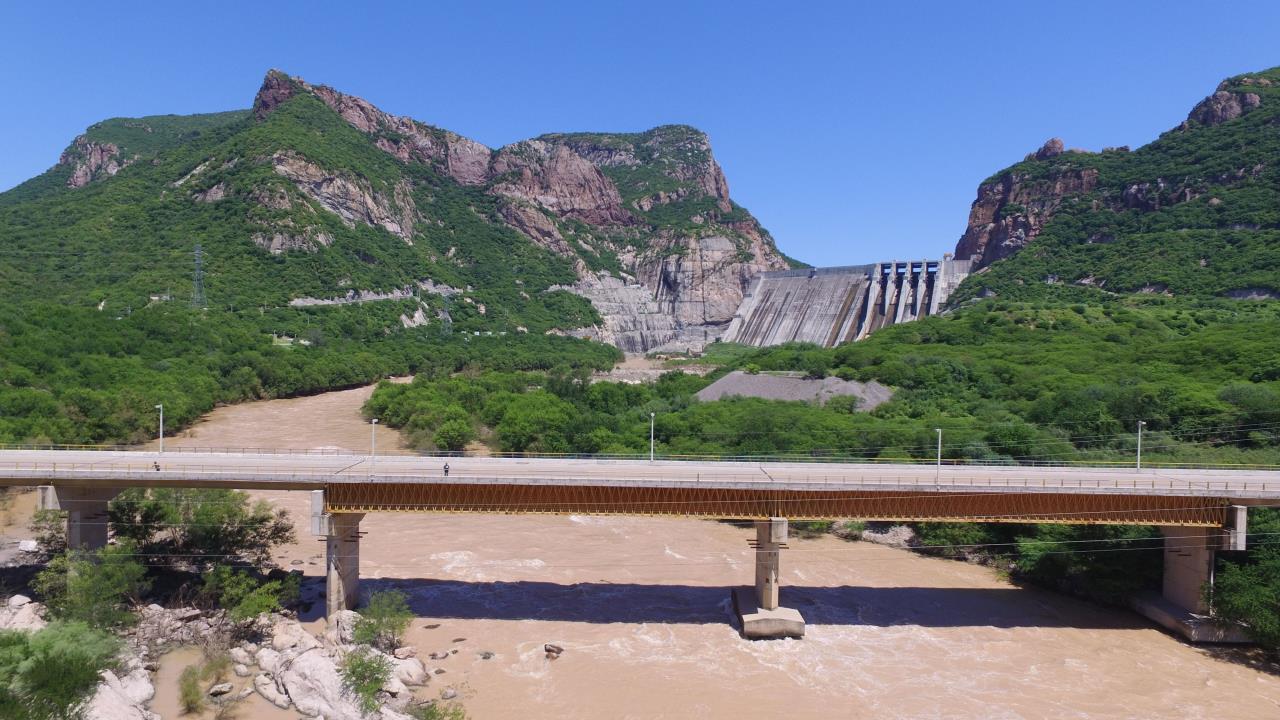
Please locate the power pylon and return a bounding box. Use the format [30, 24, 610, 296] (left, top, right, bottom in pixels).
[191, 244, 207, 308]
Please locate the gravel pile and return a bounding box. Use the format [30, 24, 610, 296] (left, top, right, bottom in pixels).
[694, 371, 892, 409]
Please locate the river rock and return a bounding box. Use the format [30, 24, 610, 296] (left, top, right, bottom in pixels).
[0, 596, 47, 632]
[17, 540, 38, 553]
[208, 682, 233, 697]
[272, 619, 321, 653]
[393, 646, 417, 659]
[255, 647, 283, 674]
[330, 609, 360, 644]
[254, 672, 292, 710]
[229, 647, 254, 666]
[441, 687, 458, 700]
[233, 663, 251, 677]
[277, 648, 368, 718]
[392, 657, 428, 685]
[83, 668, 158, 720]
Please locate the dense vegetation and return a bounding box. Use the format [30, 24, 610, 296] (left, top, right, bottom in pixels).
[0, 621, 120, 720]
[954, 68, 1280, 305]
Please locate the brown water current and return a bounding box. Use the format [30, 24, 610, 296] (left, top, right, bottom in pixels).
[147, 384, 1280, 719]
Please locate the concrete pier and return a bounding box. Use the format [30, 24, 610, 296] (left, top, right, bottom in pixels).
[735, 517, 805, 639]
[37, 485, 120, 550]
[312, 490, 364, 617]
[1132, 511, 1251, 643]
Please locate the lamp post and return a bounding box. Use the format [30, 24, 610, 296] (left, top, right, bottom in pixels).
[649, 412, 656, 463]
[1136, 420, 1145, 470]
[155, 404, 164, 453]
[370, 418, 379, 479]
[934, 428, 942, 483]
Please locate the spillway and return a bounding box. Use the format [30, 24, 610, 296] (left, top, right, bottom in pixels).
[722, 256, 971, 347]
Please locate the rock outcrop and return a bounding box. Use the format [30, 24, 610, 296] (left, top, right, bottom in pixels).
[271, 151, 417, 244]
[0, 594, 47, 631]
[251, 71, 792, 351]
[954, 160, 1099, 270]
[1183, 90, 1261, 128]
[59, 136, 131, 188]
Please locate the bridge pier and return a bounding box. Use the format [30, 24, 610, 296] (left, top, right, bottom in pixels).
[37, 485, 120, 550]
[312, 491, 364, 617]
[1132, 508, 1250, 643]
[733, 517, 805, 639]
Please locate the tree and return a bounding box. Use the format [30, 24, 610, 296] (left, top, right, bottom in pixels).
[1213, 547, 1280, 654]
[199, 566, 300, 622]
[109, 488, 294, 568]
[433, 419, 474, 452]
[340, 646, 393, 715]
[32, 543, 150, 629]
[354, 590, 414, 651]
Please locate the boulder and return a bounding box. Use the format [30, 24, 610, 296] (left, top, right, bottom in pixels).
[272, 619, 321, 653]
[233, 663, 252, 678]
[229, 647, 254, 666]
[82, 669, 159, 720]
[329, 609, 360, 644]
[208, 682, 233, 697]
[255, 647, 283, 675]
[392, 657, 428, 686]
[393, 646, 417, 659]
[17, 540, 38, 553]
[0, 597, 47, 632]
[277, 648, 368, 719]
[254, 672, 292, 710]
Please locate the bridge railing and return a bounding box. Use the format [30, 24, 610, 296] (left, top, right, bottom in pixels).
[1, 443, 1279, 472]
[1, 461, 1279, 496]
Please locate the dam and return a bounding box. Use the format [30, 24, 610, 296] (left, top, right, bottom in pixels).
[722, 256, 971, 347]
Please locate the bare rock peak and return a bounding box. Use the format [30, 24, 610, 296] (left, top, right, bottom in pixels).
[1033, 137, 1065, 160]
[1184, 90, 1262, 128]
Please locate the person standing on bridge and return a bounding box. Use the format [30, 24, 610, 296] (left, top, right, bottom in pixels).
[443, 462, 450, 477]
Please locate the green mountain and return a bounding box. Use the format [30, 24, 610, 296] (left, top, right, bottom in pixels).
[951, 67, 1280, 303]
[0, 69, 798, 443]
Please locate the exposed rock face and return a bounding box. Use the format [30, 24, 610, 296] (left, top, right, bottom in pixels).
[1030, 137, 1065, 160]
[1184, 91, 1261, 128]
[954, 164, 1099, 269]
[490, 141, 630, 225]
[271, 151, 417, 243]
[248, 71, 792, 351]
[60, 136, 130, 188]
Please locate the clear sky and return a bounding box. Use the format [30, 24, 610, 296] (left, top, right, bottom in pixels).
[3, 1, 1280, 266]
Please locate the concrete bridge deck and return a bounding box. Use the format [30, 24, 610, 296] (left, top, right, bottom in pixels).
[7, 449, 1275, 639]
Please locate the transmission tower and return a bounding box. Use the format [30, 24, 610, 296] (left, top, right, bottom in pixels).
[191, 244, 207, 308]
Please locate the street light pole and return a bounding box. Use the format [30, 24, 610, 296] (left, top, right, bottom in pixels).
[1136, 420, 1145, 470]
[650, 412, 656, 463]
[934, 428, 942, 483]
[370, 418, 379, 479]
[155, 404, 164, 453]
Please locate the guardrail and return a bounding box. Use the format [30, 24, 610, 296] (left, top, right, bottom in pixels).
[1, 461, 1278, 496]
[2, 443, 1280, 472]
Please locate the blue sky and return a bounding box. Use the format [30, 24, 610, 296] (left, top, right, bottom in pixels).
[3, 1, 1280, 266]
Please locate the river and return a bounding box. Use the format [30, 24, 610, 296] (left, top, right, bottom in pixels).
[140, 383, 1280, 718]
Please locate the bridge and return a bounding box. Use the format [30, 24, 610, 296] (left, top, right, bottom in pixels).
[4, 449, 1275, 639]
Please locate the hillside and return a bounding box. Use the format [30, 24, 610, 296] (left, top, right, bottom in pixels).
[0, 70, 790, 351]
[951, 67, 1280, 303]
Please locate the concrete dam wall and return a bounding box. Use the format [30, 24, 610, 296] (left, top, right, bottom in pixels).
[722, 257, 971, 348]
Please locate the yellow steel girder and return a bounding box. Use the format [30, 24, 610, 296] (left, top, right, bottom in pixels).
[323, 483, 1227, 526]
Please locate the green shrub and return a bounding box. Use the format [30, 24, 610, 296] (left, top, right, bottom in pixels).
[408, 701, 468, 720]
[340, 646, 393, 714]
[0, 621, 120, 720]
[354, 590, 414, 651]
[199, 566, 298, 621]
[178, 665, 204, 715]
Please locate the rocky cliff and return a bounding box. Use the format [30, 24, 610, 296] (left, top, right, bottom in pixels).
[950, 67, 1280, 302]
[246, 71, 791, 349]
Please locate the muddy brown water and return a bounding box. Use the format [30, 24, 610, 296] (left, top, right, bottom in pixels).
[76, 383, 1280, 717]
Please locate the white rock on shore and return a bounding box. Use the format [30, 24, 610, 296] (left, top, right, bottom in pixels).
[0, 594, 47, 632]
